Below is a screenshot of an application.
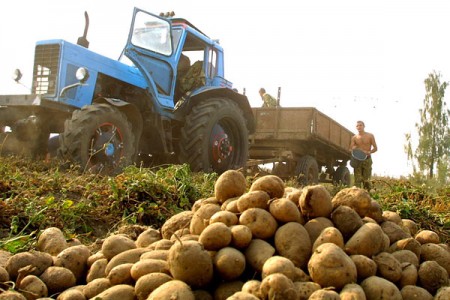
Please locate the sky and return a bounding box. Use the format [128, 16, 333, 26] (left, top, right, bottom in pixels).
[1, 0, 449, 178]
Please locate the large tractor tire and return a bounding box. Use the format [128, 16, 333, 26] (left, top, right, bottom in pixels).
[296, 155, 319, 186]
[333, 166, 351, 186]
[179, 98, 249, 173]
[58, 104, 135, 174]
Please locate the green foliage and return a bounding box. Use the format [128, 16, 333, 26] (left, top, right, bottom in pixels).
[406, 70, 450, 182]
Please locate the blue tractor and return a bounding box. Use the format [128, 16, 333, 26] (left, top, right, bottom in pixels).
[0, 8, 255, 174]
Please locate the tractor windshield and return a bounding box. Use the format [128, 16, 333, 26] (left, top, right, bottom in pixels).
[131, 12, 172, 56]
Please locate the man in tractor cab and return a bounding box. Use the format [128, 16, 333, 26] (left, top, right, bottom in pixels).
[175, 53, 191, 101]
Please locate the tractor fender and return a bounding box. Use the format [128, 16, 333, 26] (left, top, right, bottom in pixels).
[174, 87, 255, 133]
[94, 97, 143, 144]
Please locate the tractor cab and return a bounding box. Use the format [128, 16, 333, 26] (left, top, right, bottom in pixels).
[122, 8, 229, 110]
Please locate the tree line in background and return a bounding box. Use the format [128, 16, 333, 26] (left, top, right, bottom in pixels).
[405, 70, 450, 184]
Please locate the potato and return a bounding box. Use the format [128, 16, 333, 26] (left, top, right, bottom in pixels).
[236, 190, 270, 212]
[312, 227, 344, 252]
[192, 289, 213, 300]
[241, 280, 263, 299]
[209, 211, 239, 226]
[230, 225, 253, 249]
[330, 205, 363, 240]
[214, 247, 246, 280]
[244, 239, 275, 272]
[344, 222, 386, 257]
[135, 272, 173, 300]
[399, 262, 417, 287]
[93, 284, 136, 300]
[168, 240, 213, 288]
[54, 244, 91, 282]
[18, 274, 48, 299]
[198, 222, 232, 250]
[239, 207, 278, 239]
[161, 211, 193, 240]
[190, 203, 221, 235]
[360, 276, 402, 300]
[340, 283, 366, 300]
[418, 260, 449, 294]
[401, 285, 433, 300]
[135, 228, 161, 248]
[391, 249, 419, 268]
[0, 250, 12, 268]
[365, 199, 383, 223]
[262, 255, 296, 281]
[192, 197, 220, 212]
[36, 227, 68, 256]
[308, 243, 357, 290]
[130, 259, 170, 281]
[148, 238, 173, 250]
[381, 221, 411, 244]
[214, 281, 244, 300]
[350, 254, 377, 281]
[331, 186, 372, 217]
[140, 249, 169, 261]
[87, 251, 106, 268]
[299, 185, 332, 218]
[5, 250, 53, 280]
[294, 281, 321, 300]
[260, 273, 298, 300]
[227, 291, 259, 300]
[101, 234, 137, 260]
[269, 197, 304, 223]
[105, 248, 149, 275]
[223, 197, 240, 213]
[415, 230, 440, 244]
[39, 266, 76, 295]
[309, 289, 340, 300]
[56, 288, 85, 300]
[381, 210, 401, 224]
[293, 267, 310, 282]
[372, 252, 402, 282]
[86, 258, 107, 282]
[274, 222, 311, 268]
[435, 286, 450, 300]
[304, 217, 334, 244]
[107, 263, 134, 285]
[0, 266, 9, 282]
[402, 219, 418, 235]
[420, 243, 450, 275]
[83, 278, 112, 299]
[214, 170, 247, 203]
[285, 187, 302, 204]
[388, 237, 421, 259]
[0, 291, 27, 300]
[249, 175, 285, 199]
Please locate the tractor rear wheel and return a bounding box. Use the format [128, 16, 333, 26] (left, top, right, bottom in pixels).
[58, 104, 135, 174]
[296, 155, 319, 186]
[179, 98, 249, 173]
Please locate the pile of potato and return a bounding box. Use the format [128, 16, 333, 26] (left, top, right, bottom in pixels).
[1, 170, 450, 299]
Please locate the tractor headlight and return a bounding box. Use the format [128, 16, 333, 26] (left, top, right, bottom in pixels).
[76, 67, 89, 82]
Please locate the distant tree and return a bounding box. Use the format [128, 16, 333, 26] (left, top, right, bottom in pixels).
[406, 71, 450, 181]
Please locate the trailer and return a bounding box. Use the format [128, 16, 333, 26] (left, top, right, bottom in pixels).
[247, 107, 353, 186]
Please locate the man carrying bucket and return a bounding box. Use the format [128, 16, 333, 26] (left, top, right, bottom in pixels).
[349, 120, 378, 190]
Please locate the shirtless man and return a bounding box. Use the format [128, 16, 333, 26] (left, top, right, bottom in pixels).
[349, 120, 378, 190]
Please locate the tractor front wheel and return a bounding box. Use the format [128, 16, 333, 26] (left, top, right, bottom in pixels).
[58, 104, 135, 174]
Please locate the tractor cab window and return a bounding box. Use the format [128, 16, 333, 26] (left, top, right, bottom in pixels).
[131, 12, 172, 56]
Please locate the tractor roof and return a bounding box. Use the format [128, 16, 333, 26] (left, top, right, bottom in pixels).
[171, 18, 208, 38]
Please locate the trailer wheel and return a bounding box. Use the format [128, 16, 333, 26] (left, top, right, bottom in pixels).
[296, 155, 319, 185]
[333, 166, 351, 186]
[58, 104, 135, 174]
[179, 98, 248, 173]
